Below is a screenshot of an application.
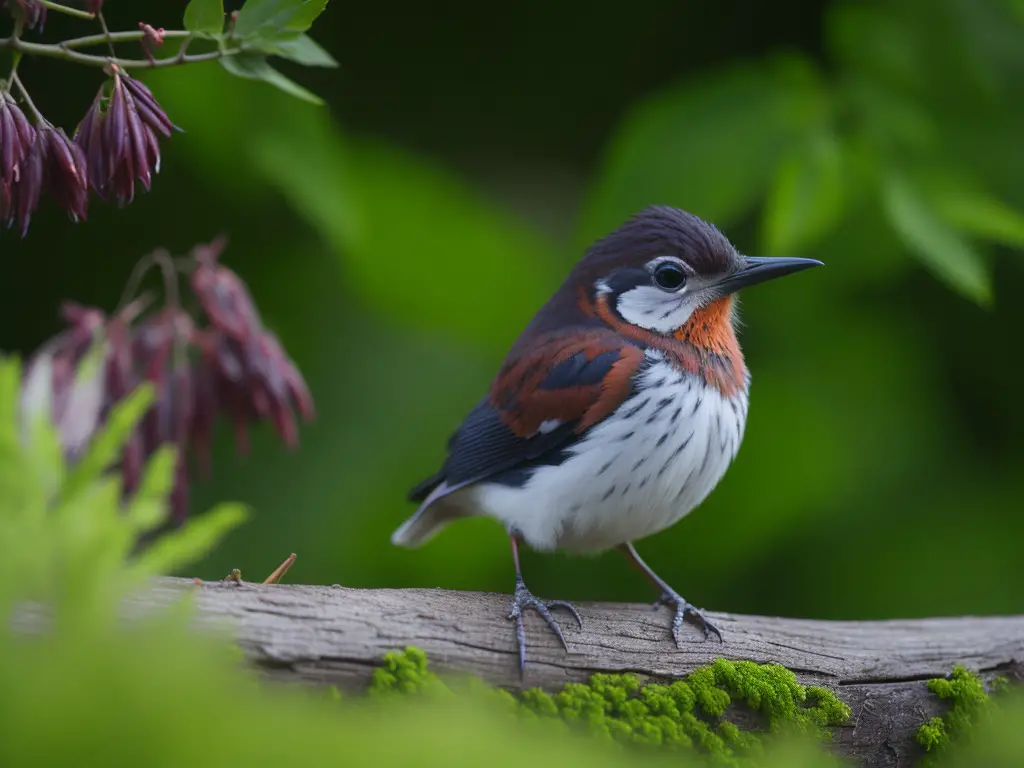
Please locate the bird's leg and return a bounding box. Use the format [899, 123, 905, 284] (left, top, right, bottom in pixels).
[619, 542, 723, 645]
[506, 530, 583, 677]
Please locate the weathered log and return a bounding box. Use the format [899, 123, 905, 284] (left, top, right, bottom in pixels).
[132, 578, 1024, 767]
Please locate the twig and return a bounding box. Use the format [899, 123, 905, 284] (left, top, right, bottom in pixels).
[11, 71, 43, 122]
[38, 0, 94, 20]
[60, 30, 191, 50]
[0, 36, 240, 69]
[263, 553, 297, 585]
[94, 10, 116, 57]
[116, 250, 177, 317]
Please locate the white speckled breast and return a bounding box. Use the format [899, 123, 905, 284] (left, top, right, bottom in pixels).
[471, 351, 750, 552]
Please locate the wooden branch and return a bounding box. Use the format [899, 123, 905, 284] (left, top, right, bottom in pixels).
[134, 578, 1023, 767]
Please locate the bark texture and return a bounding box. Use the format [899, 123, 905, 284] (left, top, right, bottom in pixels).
[135, 578, 1024, 767]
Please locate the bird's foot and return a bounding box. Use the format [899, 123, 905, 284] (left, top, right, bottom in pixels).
[651, 589, 723, 646]
[507, 574, 582, 676]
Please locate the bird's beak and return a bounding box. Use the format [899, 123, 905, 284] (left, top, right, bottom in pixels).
[713, 256, 824, 296]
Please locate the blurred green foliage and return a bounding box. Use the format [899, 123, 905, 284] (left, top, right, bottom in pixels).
[1, 0, 1022, 629]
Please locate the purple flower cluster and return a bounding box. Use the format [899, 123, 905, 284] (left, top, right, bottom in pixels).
[1, 0, 46, 32]
[76, 69, 179, 208]
[21, 239, 315, 526]
[0, 67, 177, 236]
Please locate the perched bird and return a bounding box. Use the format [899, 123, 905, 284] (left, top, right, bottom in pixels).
[391, 205, 822, 672]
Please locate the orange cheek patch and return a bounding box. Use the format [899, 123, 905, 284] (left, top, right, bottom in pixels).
[584, 291, 747, 397]
[674, 298, 741, 356]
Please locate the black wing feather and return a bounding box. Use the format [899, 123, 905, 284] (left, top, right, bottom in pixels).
[408, 342, 649, 503]
[408, 397, 580, 502]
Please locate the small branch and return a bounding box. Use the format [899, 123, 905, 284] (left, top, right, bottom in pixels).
[94, 10, 116, 57]
[0, 36, 240, 70]
[263, 553, 297, 584]
[38, 0, 95, 20]
[60, 29, 191, 50]
[11, 72, 43, 123]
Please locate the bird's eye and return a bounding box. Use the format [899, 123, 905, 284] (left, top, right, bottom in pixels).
[653, 262, 687, 292]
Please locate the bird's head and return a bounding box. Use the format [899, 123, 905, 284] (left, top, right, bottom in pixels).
[573, 206, 822, 337]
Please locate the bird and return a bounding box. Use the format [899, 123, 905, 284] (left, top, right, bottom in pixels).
[391, 205, 822, 673]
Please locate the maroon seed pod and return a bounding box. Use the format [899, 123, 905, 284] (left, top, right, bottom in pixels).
[102, 316, 135, 420]
[40, 124, 89, 223]
[259, 330, 315, 422]
[125, 95, 151, 192]
[73, 92, 111, 193]
[121, 431, 144, 497]
[169, 361, 194, 449]
[120, 73, 179, 137]
[107, 150, 136, 207]
[105, 75, 127, 178]
[213, 334, 247, 384]
[190, 260, 263, 344]
[137, 320, 173, 453]
[189, 346, 219, 480]
[215, 373, 254, 456]
[9, 139, 43, 236]
[0, 94, 36, 188]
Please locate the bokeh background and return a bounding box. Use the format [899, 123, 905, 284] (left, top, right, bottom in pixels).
[2, 0, 1022, 623]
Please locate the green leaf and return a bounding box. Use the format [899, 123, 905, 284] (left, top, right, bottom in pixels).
[258, 32, 337, 67]
[220, 53, 323, 104]
[762, 130, 846, 254]
[282, 0, 328, 31]
[932, 189, 1024, 250]
[130, 502, 249, 576]
[882, 173, 992, 304]
[124, 446, 178, 534]
[579, 54, 830, 247]
[183, 0, 224, 34]
[234, 0, 328, 38]
[0, 354, 19, 447]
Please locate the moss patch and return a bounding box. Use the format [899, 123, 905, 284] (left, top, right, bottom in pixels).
[368, 648, 851, 766]
[916, 665, 1007, 764]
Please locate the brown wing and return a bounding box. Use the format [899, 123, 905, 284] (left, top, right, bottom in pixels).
[408, 330, 647, 503]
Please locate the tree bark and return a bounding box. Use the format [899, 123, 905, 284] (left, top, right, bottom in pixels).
[135, 578, 1024, 767]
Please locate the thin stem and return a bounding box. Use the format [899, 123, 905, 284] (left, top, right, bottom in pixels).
[8, 50, 22, 81]
[263, 553, 297, 585]
[61, 29, 191, 50]
[155, 248, 181, 312]
[115, 251, 162, 316]
[0, 36, 240, 69]
[38, 0, 95, 20]
[95, 11, 117, 57]
[11, 72, 44, 123]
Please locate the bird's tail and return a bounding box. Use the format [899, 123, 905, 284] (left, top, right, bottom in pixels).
[390, 480, 471, 548]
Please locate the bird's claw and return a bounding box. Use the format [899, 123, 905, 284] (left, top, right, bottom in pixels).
[507, 575, 582, 676]
[652, 590, 723, 646]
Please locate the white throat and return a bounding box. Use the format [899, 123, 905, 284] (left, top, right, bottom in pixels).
[614, 285, 700, 333]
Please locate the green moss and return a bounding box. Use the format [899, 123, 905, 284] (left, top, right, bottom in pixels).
[368, 646, 450, 697]
[915, 665, 1006, 764]
[371, 649, 851, 767]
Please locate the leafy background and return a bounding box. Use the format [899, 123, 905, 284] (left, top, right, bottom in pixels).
[2, 0, 1023, 627]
